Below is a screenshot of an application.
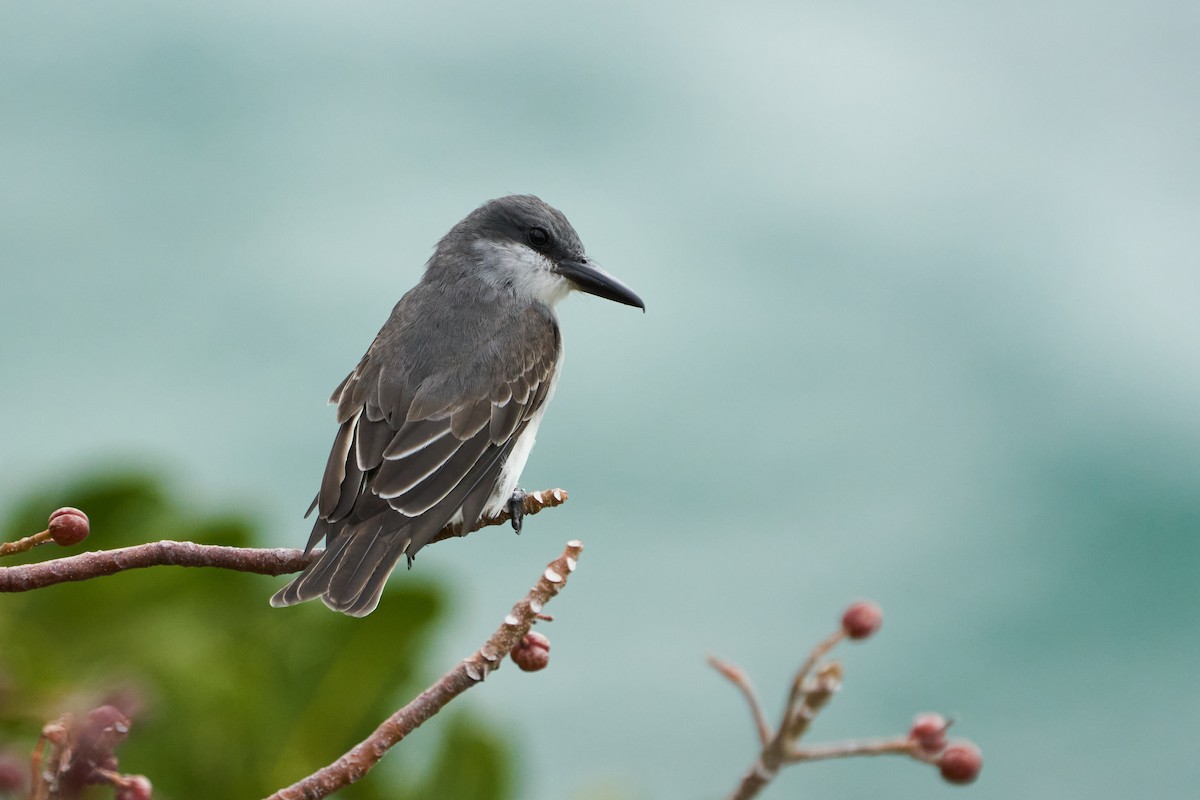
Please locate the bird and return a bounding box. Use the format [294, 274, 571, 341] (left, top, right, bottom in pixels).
[270, 195, 644, 616]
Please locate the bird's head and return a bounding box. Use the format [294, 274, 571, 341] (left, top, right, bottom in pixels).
[435, 194, 644, 311]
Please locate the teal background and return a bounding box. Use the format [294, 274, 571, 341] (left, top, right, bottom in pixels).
[3, 2, 1198, 798]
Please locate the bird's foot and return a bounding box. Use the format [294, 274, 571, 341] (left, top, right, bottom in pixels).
[508, 489, 527, 534]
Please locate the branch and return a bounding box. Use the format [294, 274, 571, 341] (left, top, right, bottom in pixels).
[264, 540, 584, 800]
[716, 601, 983, 799]
[787, 736, 915, 763]
[707, 655, 771, 746]
[0, 528, 53, 557]
[0, 541, 311, 592]
[727, 661, 844, 800]
[0, 488, 568, 592]
[781, 628, 845, 736]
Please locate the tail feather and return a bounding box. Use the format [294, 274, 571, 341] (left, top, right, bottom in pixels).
[270, 439, 518, 616]
[323, 521, 403, 614]
[328, 535, 414, 616]
[268, 517, 407, 617]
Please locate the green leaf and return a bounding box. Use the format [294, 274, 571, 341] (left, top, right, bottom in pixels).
[0, 468, 515, 799]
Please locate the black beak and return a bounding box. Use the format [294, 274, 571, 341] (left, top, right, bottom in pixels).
[555, 257, 645, 310]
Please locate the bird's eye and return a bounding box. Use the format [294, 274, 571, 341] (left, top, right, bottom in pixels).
[527, 227, 550, 248]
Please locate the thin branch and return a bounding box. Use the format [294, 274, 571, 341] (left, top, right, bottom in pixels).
[783, 662, 842, 741]
[707, 655, 771, 746]
[264, 540, 584, 800]
[439, 487, 568, 541]
[781, 628, 845, 730]
[0, 488, 568, 592]
[787, 736, 916, 764]
[717, 601, 984, 796]
[0, 528, 52, 557]
[0, 541, 310, 592]
[728, 661, 844, 800]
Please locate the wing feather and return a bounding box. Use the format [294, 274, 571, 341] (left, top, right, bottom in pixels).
[387, 433, 495, 515]
[330, 439, 517, 615]
[354, 415, 393, 472]
[489, 394, 526, 443]
[272, 301, 563, 615]
[317, 413, 360, 519]
[374, 427, 463, 499]
[383, 419, 452, 459]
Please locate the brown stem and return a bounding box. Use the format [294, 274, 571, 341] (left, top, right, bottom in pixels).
[0, 541, 310, 592]
[781, 628, 845, 728]
[0, 529, 52, 557]
[0, 488, 568, 592]
[787, 736, 916, 763]
[263, 540, 583, 800]
[728, 662, 844, 800]
[783, 662, 842, 741]
[707, 655, 772, 746]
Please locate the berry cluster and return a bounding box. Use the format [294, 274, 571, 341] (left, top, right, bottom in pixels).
[32, 705, 152, 799]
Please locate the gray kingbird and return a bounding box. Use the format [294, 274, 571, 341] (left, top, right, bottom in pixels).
[270, 194, 644, 616]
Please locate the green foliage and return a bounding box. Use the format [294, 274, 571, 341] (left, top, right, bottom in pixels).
[0, 469, 514, 799]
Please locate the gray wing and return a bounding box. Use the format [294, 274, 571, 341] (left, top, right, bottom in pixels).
[271, 303, 561, 616]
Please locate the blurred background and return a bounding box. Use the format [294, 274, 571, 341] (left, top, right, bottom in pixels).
[2, 2, 1197, 798]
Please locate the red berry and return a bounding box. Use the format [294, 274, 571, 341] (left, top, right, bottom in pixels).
[48, 507, 90, 546]
[510, 631, 551, 672]
[0, 753, 25, 792]
[939, 741, 983, 784]
[841, 601, 882, 640]
[74, 705, 131, 769]
[909, 712, 949, 754]
[84, 705, 130, 742]
[57, 706, 131, 795]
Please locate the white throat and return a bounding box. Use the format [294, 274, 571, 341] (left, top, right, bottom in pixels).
[473, 240, 572, 308]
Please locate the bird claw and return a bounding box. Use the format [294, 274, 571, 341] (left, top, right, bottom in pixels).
[508, 489, 526, 534]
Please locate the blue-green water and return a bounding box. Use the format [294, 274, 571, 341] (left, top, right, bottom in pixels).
[3, 3, 1198, 798]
